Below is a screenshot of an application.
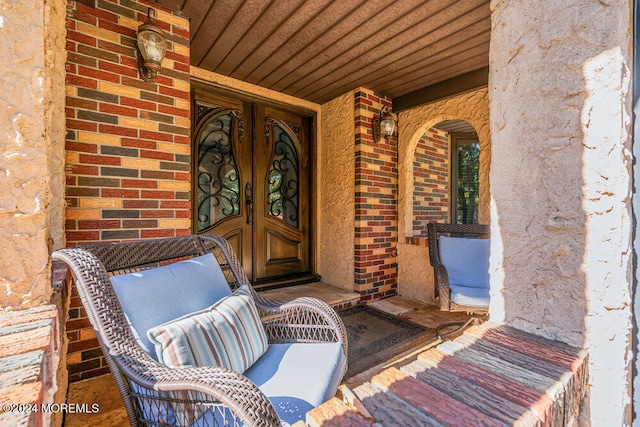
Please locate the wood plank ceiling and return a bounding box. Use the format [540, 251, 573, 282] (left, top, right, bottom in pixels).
[155, 0, 491, 105]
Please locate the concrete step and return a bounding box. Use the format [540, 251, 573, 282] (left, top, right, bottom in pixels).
[259, 282, 361, 311]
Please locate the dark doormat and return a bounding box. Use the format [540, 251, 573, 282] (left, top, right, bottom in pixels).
[339, 305, 434, 378]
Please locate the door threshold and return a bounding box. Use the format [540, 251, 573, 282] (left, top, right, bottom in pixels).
[253, 273, 321, 290]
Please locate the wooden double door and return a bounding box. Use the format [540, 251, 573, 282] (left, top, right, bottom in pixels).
[192, 88, 312, 285]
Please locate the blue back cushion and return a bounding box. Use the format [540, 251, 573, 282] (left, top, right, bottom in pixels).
[438, 236, 490, 289]
[110, 253, 232, 358]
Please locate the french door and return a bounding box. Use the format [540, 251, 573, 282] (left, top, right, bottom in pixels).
[192, 88, 312, 285]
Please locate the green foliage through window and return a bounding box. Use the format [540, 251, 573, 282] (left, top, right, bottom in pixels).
[455, 141, 479, 224]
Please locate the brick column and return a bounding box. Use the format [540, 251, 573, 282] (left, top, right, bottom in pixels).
[353, 89, 398, 301]
[64, 0, 190, 381]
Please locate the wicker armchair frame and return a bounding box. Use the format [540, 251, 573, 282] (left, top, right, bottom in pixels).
[427, 223, 490, 315]
[53, 234, 348, 427]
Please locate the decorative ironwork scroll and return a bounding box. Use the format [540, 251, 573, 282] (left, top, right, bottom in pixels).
[197, 110, 241, 232]
[267, 121, 299, 228]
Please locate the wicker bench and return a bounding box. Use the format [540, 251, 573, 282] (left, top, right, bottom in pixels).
[53, 234, 348, 427]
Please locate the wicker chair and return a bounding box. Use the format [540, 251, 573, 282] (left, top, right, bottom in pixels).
[53, 234, 347, 427]
[427, 223, 490, 314]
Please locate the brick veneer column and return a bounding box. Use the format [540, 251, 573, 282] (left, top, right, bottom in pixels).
[354, 89, 398, 301]
[64, 0, 190, 381]
[412, 128, 449, 234]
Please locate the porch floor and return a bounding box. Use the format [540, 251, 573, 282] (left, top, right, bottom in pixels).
[63, 284, 473, 427]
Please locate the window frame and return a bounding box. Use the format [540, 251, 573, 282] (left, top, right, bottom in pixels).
[450, 132, 480, 225]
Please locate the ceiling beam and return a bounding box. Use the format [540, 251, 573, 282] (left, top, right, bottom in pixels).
[393, 66, 488, 112]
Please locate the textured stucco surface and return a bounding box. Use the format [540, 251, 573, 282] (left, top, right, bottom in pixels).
[319, 93, 355, 290]
[0, 0, 67, 310]
[489, 1, 632, 424]
[46, 1, 68, 417]
[397, 89, 490, 301]
[397, 244, 433, 304]
[45, 0, 67, 253]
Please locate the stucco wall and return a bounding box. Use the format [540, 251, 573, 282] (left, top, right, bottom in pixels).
[0, 0, 67, 310]
[46, 0, 68, 253]
[319, 93, 355, 290]
[489, 0, 632, 424]
[45, 0, 68, 420]
[397, 89, 490, 302]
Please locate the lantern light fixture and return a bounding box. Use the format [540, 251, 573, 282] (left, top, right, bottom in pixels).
[373, 105, 396, 142]
[136, 8, 167, 83]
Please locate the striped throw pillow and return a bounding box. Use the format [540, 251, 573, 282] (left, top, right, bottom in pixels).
[147, 285, 268, 373]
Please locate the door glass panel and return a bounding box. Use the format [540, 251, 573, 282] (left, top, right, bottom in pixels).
[197, 111, 240, 232]
[267, 122, 299, 228]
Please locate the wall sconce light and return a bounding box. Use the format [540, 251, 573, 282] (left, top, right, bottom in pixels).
[136, 8, 167, 83]
[372, 105, 396, 142]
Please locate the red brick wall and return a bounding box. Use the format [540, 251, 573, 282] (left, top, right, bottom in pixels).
[354, 89, 398, 301]
[412, 128, 449, 233]
[64, 0, 190, 381]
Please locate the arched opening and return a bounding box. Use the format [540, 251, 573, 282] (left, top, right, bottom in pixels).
[396, 89, 489, 303]
[411, 119, 480, 236]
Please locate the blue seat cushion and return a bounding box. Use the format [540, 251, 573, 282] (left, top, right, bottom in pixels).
[250, 342, 346, 425]
[449, 284, 490, 307]
[110, 253, 232, 358]
[438, 236, 490, 289]
[191, 342, 346, 426]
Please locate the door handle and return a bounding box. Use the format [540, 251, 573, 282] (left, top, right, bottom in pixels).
[245, 182, 253, 224]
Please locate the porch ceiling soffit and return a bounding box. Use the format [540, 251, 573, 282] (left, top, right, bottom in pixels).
[155, 0, 490, 105]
